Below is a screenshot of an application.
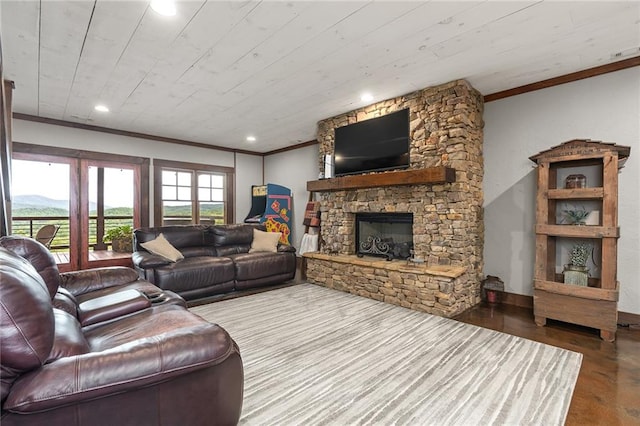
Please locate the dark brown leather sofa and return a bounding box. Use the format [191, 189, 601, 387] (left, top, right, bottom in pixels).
[0, 236, 243, 426]
[132, 224, 296, 301]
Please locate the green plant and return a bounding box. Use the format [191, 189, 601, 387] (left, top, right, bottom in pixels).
[103, 225, 133, 243]
[569, 243, 591, 267]
[563, 207, 590, 225]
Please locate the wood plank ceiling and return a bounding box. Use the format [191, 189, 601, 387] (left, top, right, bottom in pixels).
[1, 1, 639, 153]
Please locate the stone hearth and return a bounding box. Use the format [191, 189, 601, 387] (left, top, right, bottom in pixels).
[305, 79, 484, 317]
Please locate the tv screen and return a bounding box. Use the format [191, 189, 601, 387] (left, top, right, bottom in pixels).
[334, 108, 410, 177]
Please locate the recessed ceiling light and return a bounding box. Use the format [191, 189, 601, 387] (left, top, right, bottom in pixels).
[94, 104, 109, 113]
[150, 0, 176, 16]
[246, 136, 257, 142]
[360, 93, 374, 102]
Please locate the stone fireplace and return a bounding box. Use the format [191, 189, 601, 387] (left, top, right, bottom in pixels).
[304, 79, 484, 318]
[355, 212, 413, 260]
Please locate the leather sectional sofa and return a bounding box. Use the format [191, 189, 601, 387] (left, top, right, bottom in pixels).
[0, 235, 243, 426]
[132, 224, 297, 301]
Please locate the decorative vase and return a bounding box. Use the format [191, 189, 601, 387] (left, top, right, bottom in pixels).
[563, 264, 589, 286]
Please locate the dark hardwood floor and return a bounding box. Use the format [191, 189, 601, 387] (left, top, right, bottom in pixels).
[454, 302, 640, 425]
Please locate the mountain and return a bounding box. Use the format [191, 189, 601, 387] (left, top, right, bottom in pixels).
[13, 195, 100, 212]
[13, 194, 70, 211]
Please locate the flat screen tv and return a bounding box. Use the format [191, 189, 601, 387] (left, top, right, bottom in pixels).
[334, 108, 410, 177]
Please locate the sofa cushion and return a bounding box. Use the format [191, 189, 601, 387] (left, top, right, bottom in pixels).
[152, 257, 236, 294]
[141, 233, 184, 262]
[0, 247, 55, 401]
[47, 309, 90, 363]
[230, 251, 296, 281]
[181, 246, 217, 258]
[216, 244, 251, 257]
[84, 305, 214, 351]
[210, 224, 254, 247]
[249, 229, 282, 253]
[0, 236, 62, 298]
[60, 267, 141, 297]
[134, 226, 207, 251]
[52, 287, 78, 317]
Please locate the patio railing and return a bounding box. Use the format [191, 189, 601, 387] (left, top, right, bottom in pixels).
[11, 215, 134, 251]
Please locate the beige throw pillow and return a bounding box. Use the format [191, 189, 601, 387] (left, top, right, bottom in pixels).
[141, 233, 184, 262]
[249, 229, 282, 253]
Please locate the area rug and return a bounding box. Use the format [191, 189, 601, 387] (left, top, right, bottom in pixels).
[191, 284, 582, 425]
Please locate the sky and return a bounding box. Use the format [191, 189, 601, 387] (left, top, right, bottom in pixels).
[12, 160, 134, 208]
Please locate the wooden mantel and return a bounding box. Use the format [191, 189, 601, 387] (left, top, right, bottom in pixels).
[306, 167, 456, 192]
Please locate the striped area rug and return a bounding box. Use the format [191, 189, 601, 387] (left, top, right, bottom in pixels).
[190, 283, 582, 425]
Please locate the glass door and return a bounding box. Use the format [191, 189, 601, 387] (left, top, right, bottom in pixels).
[81, 160, 140, 269]
[11, 154, 79, 272]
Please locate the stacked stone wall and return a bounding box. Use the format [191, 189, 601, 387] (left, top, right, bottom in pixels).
[308, 79, 484, 316]
[305, 254, 471, 317]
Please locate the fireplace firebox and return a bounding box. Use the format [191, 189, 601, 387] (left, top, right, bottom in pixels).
[355, 213, 413, 260]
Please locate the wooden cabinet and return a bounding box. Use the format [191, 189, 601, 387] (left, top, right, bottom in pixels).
[529, 139, 630, 342]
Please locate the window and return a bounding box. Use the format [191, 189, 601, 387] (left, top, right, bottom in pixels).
[11, 143, 149, 271]
[88, 164, 136, 251]
[11, 158, 72, 252]
[161, 169, 194, 224]
[197, 172, 225, 224]
[154, 160, 234, 226]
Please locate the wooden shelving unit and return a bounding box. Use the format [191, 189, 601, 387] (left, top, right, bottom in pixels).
[529, 139, 630, 342]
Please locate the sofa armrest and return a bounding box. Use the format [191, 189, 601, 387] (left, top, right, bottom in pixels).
[278, 244, 296, 253]
[4, 323, 238, 414]
[132, 250, 171, 268]
[60, 267, 140, 296]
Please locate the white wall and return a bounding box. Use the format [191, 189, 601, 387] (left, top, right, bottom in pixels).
[12, 119, 262, 224]
[264, 144, 319, 252]
[483, 67, 640, 314]
[235, 153, 264, 223]
[13, 119, 237, 165]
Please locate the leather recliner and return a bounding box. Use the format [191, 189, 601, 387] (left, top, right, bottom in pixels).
[0, 235, 186, 326]
[0, 236, 244, 425]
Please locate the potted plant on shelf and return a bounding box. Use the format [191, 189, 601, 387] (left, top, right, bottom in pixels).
[103, 225, 133, 253]
[562, 207, 591, 225]
[563, 242, 591, 286]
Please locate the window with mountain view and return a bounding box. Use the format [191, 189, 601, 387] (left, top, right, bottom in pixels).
[197, 172, 226, 224]
[157, 160, 232, 226]
[11, 159, 71, 250]
[161, 169, 194, 224]
[89, 165, 135, 250]
[11, 147, 148, 271]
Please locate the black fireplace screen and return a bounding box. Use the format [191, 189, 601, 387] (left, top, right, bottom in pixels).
[355, 213, 413, 260]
